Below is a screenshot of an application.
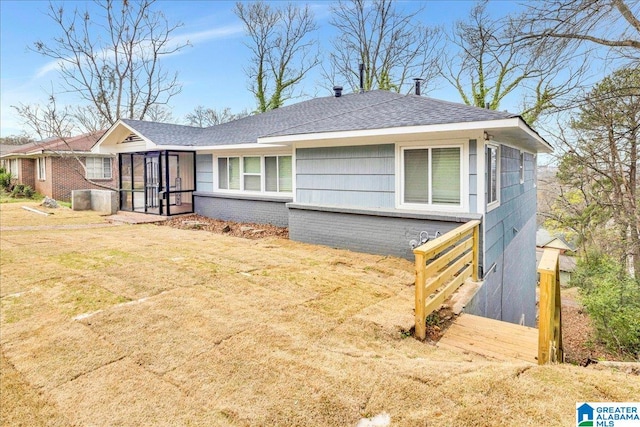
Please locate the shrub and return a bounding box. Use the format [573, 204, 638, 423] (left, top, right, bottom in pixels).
[573, 253, 640, 359]
[0, 169, 12, 191]
[10, 184, 36, 199]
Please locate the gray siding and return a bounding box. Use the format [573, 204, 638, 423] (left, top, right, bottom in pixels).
[296, 144, 395, 208]
[196, 154, 213, 192]
[194, 193, 290, 227]
[288, 204, 478, 260]
[466, 146, 537, 326]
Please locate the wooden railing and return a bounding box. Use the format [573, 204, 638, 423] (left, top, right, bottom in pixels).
[537, 248, 564, 364]
[414, 220, 480, 340]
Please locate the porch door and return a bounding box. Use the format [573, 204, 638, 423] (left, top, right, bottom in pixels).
[145, 155, 161, 214]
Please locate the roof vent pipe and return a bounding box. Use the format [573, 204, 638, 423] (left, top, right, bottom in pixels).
[333, 86, 343, 97]
[359, 63, 365, 93]
[413, 78, 422, 96]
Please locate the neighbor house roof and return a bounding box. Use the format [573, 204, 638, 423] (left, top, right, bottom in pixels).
[1, 132, 104, 158]
[96, 90, 552, 152]
[536, 228, 577, 252]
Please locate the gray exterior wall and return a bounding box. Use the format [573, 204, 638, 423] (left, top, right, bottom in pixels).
[194, 193, 291, 227]
[288, 203, 480, 260]
[196, 154, 213, 192]
[296, 144, 395, 208]
[466, 146, 537, 326]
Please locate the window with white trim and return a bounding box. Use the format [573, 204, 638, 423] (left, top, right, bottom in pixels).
[8, 159, 18, 178]
[486, 144, 499, 207]
[265, 156, 292, 192]
[402, 146, 461, 206]
[218, 157, 240, 190]
[217, 155, 292, 193]
[243, 156, 261, 191]
[519, 151, 525, 184]
[86, 157, 112, 179]
[37, 157, 46, 180]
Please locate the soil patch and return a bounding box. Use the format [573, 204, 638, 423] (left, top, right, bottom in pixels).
[560, 288, 621, 365]
[162, 213, 288, 239]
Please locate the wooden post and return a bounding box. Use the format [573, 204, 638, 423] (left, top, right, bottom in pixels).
[415, 252, 426, 340]
[538, 248, 561, 365]
[472, 223, 479, 282]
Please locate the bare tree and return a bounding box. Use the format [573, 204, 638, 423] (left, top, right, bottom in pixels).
[12, 97, 116, 190]
[32, 0, 188, 125]
[517, 0, 640, 63]
[443, 1, 586, 124]
[235, 1, 319, 112]
[185, 106, 250, 127]
[326, 0, 442, 94]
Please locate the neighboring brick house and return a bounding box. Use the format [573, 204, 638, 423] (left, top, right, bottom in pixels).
[0, 132, 118, 201]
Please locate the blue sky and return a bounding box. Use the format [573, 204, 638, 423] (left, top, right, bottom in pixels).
[1, 0, 531, 137]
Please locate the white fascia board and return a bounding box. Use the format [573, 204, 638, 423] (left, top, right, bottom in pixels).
[193, 143, 288, 152]
[516, 118, 553, 153]
[257, 119, 523, 145]
[257, 117, 553, 153]
[91, 120, 158, 154]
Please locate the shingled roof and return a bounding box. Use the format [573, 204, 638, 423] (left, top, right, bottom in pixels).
[120, 90, 518, 147]
[1, 132, 103, 157]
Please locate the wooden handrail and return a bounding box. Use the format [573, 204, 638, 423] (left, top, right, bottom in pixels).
[414, 220, 480, 340]
[537, 248, 564, 365]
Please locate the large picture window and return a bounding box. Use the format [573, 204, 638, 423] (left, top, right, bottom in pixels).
[402, 146, 461, 206]
[218, 155, 292, 193]
[86, 157, 112, 179]
[486, 144, 499, 207]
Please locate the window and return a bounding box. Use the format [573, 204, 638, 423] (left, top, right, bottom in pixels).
[265, 156, 292, 192]
[519, 151, 525, 184]
[243, 156, 261, 191]
[218, 155, 292, 193]
[402, 146, 461, 206]
[86, 157, 112, 179]
[218, 157, 240, 190]
[9, 159, 19, 178]
[486, 144, 499, 207]
[37, 158, 46, 180]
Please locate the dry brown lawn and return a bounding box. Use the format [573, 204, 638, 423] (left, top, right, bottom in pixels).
[1, 202, 638, 427]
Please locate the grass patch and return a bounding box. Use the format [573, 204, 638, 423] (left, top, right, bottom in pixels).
[1, 202, 639, 426]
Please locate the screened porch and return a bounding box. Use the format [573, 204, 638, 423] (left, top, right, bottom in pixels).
[119, 150, 196, 216]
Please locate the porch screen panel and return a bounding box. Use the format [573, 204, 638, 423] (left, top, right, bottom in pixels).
[432, 147, 460, 205]
[121, 155, 132, 190]
[404, 149, 429, 203]
[279, 156, 292, 192]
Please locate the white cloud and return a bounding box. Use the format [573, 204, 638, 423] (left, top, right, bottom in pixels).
[33, 23, 244, 80]
[173, 23, 245, 46]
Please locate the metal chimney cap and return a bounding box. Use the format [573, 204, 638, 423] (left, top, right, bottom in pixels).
[333, 86, 343, 97]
